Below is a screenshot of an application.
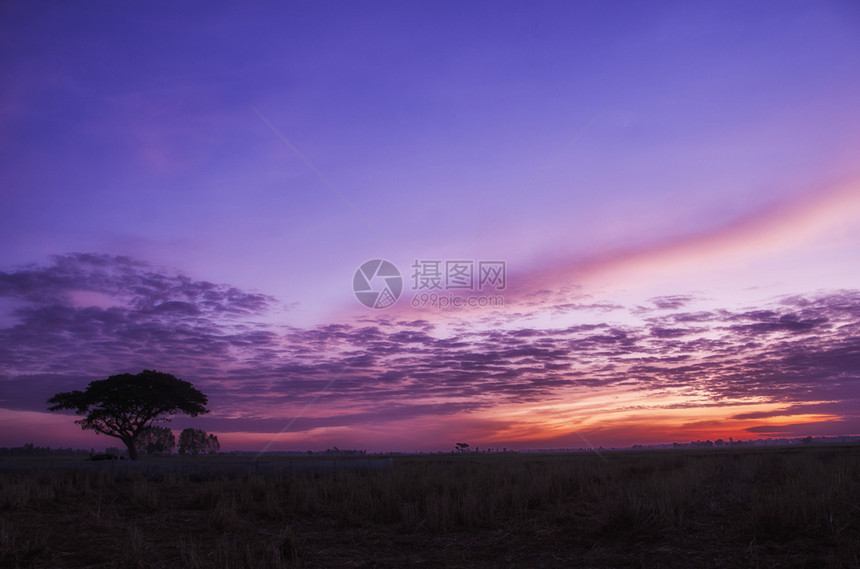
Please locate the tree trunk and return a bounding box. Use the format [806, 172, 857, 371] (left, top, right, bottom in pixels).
[123, 437, 139, 461]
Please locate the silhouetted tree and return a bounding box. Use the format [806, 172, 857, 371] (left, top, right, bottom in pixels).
[178, 428, 219, 455]
[47, 370, 209, 460]
[136, 426, 176, 455]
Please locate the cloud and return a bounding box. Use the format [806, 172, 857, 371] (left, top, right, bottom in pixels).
[649, 294, 697, 310]
[0, 253, 273, 313]
[2, 253, 859, 441]
[457, 178, 860, 312]
[745, 420, 860, 437]
[0, 253, 277, 382]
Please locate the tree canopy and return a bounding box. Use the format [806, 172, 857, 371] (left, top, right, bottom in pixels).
[47, 370, 209, 460]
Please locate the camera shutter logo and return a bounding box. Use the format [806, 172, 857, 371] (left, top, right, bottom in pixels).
[353, 259, 402, 309]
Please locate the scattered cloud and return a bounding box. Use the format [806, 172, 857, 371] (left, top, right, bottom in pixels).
[1, 254, 859, 443]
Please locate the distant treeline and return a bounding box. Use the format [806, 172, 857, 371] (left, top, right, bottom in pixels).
[324, 447, 366, 456]
[0, 443, 93, 457]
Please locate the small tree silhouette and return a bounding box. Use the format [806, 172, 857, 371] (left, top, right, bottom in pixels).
[455, 442, 470, 452]
[136, 426, 176, 455]
[178, 428, 220, 455]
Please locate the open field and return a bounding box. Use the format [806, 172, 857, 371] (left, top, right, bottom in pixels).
[1, 445, 859, 568]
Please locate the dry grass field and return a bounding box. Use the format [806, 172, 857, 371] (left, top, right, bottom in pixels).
[1, 445, 859, 568]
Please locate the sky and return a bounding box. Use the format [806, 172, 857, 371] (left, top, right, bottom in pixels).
[1, 1, 859, 452]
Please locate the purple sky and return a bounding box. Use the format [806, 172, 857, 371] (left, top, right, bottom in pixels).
[1, 1, 859, 451]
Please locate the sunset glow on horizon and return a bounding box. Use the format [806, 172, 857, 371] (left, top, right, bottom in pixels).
[2, 2, 859, 452]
